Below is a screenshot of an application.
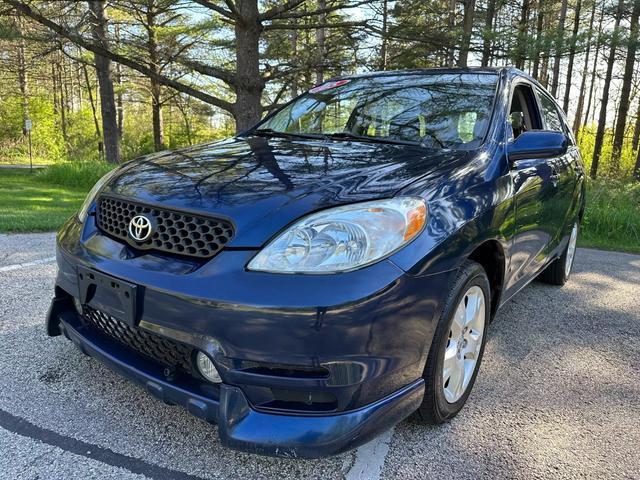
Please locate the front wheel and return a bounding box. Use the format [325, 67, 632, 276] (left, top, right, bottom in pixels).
[414, 260, 490, 424]
[539, 222, 579, 286]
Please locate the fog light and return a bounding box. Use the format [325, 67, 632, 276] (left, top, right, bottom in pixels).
[196, 352, 222, 383]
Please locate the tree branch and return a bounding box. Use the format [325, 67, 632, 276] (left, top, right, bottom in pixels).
[259, 0, 306, 22]
[264, 20, 367, 31]
[222, 0, 242, 21]
[266, 1, 374, 21]
[263, 79, 292, 112]
[2, 0, 235, 113]
[190, 0, 237, 20]
[177, 57, 236, 87]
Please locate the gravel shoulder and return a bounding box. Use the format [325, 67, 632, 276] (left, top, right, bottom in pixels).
[0, 234, 638, 479]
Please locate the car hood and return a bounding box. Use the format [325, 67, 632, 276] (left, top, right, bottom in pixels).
[103, 135, 468, 247]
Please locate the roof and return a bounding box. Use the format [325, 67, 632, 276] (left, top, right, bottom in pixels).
[337, 66, 505, 80]
[332, 66, 541, 84]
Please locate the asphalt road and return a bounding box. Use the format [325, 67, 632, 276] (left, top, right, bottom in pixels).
[1, 232, 639, 479]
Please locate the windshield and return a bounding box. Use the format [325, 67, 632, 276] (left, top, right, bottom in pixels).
[257, 73, 498, 149]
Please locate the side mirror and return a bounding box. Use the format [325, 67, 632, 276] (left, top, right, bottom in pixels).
[507, 131, 568, 163]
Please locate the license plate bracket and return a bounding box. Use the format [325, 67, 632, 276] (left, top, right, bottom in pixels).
[77, 266, 142, 327]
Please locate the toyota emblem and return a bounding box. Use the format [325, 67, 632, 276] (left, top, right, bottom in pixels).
[129, 215, 154, 242]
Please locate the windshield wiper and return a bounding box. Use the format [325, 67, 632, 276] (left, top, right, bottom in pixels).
[251, 128, 329, 141]
[419, 130, 445, 148]
[320, 132, 418, 146]
[251, 128, 296, 138]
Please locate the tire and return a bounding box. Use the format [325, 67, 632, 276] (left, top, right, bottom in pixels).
[413, 259, 491, 424]
[538, 221, 579, 286]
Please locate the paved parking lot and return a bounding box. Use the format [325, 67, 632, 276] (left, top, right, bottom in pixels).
[1, 232, 639, 479]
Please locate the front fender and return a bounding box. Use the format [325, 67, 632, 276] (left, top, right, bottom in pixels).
[389, 174, 514, 277]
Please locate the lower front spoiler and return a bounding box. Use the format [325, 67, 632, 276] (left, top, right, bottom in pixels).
[57, 313, 425, 459]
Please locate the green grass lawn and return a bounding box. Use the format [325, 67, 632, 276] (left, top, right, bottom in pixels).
[1, 167, 639, 255]
[0, 168, 86, 232]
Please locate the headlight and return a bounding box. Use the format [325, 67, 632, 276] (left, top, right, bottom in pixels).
[77, 168, 118, 223]
[248, 197, 427, 274]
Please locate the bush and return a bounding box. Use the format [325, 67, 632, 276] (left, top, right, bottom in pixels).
[0, 94, 66, 164]
[64, 108, 104, 163]
[36, 161, 115, 190]
[577, 125, 638, 178]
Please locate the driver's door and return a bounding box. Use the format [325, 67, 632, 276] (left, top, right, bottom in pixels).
[534, 87, 577, 257]
[505, 81, 561, 293]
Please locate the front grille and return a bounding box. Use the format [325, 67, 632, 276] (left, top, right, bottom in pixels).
[96, 196, 234, 258]
[81, 307, 194, 374]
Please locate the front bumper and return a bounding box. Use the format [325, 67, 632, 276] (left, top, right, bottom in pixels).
[52, 305, 424, 458]
[49, 216, 453, 457]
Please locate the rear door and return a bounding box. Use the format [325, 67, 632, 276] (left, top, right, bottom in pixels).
[534, 88, 576, 256]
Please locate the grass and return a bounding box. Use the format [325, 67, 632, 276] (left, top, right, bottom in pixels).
[0, 168, 87, 232]
[35, 161, 115, 190]
[1, 165, 639, 255]
[0, 156, 59, 166]
[579, 179, 640, 254]
[0, 162, 116, 232]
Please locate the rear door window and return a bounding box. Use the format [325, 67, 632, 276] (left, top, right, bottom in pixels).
[536, 90, 564, 132]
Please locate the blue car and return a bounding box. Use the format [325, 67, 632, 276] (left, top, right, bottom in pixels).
[47, 67, 585, 458]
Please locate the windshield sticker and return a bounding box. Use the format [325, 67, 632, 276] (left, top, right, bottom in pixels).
[309, 79, 351, 93]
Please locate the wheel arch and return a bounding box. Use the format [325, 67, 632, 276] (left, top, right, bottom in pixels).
[466, 239, 506, 320]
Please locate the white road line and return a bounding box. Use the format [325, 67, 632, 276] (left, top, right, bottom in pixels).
[345, 428, 394, 480]
[0, 256, 56, 273]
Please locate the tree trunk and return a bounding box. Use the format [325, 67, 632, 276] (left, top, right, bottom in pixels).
[458, 0, 476, 66]
[234, 0, 264, 131]
[532, 0, 544, 78]
[52, 62, 58, 119]
[82, 64, 101, 139]
[176, 101, 193, 145]
[146, 5, 164, 151]
[515, 0, 530, 69]
[632, 101, 640, 152]
[610, 0, 640, 174]
[315, 0, 326, 84]
[76, 62, 83, 106]
[562, 0, 582, 113]
[62, 58, 71, 115]
[16, 16, 28, 134]
[540, 5, 552, 87]
[151, 88, 164, 150]
[380, 0, 389, 69]
[634, 139, 640, 179]
[540, 55, 550, 87]
[291, 21, 299, 97]
[481, 0, 496, 66]
[114, 23, 123, 137]
[572, 0, 597, 135]
[57, 60, 67, 142]
[582, 3, 606, 134]
[447, 0, 456, 66]
[590, 0, 624, 179]
[551, 0, 568, 96]
[88, 0, 120, 164]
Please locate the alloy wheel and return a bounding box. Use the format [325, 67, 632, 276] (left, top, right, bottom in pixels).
[442, 285, 486, 403]
[565, 223, 578, 278]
